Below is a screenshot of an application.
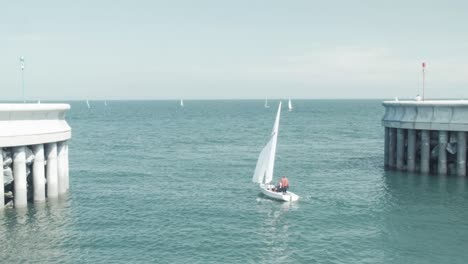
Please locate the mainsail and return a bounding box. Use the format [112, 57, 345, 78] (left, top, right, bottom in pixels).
[288, 99, 292, 110]
[252, 136, 273, 183]
[252, 102, 282, 184]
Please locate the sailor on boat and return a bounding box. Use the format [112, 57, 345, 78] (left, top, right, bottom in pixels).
[273, 176, 289, 193]
[279, 176, 289, 193]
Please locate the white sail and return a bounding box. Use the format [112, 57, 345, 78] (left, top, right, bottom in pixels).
[104, 100, 107, 106]
[86, 99, 90, 109]
[264, 102, 281, 184]
[264, 98, 269, 108]
[253, 102, 282, 184]
[180, 99, 184, 107]
[252, 136, 273, 183]
[288, 99, 292, 111]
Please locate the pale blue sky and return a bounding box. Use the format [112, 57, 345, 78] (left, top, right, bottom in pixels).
[2, 0, 468, 100]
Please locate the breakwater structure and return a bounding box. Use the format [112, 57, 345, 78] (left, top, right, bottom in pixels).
[1, 104, 71, 209]
[382, 100, 468, 176]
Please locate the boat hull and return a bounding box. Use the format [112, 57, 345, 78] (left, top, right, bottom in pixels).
[259, 184, 299, 202]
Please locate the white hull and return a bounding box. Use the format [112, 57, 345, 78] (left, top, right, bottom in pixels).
[259, 184, 299, 202]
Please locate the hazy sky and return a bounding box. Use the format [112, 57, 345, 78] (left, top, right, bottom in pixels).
[2, 0, 468, 100]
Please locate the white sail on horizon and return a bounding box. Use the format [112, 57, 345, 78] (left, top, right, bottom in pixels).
[288, 99, 293, 111]
[86, 99, 90, 109]
[264, 98, 270, 108]
[180, 99, 184, 107]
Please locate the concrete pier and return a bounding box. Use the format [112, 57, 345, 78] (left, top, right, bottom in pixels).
[57, 141, 67, 195]
[384, 128, 389, 167]
[46, 143, 59, 198]
[0, 148, 4, 209]
[64, 142, 70, 191]
[383, 100, 468, 176]
[407, 129, 416, 172]
[13, 146, 27, 208]
[421, 130, 430, 174]
[0, 104, 71, 208]
[457, 131, 467, 176]
[396, 128, 405, 170]
[388, 128, 396, 168]
[438, 131, 448, 175]
[32, 144, 46, 203]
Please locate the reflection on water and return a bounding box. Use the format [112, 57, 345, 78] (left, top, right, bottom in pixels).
[255, 197, 300, 263]
[0, 197, 78, 263]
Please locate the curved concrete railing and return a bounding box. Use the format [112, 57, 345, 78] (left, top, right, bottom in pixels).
[0, 104, 71, 147]
[382, 100, 468, 131]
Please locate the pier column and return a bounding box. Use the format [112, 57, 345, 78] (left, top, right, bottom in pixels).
[407, 129, 416, 172]
[46, 143, 58, 198]
[32, 144, 46, 203]
[384, 128, 389, 167]
[457, 131, 467, 176]
[438, 131, 448, 175]
[421, 130, 430, 174]
[396, 129, 405, 170]
[57, 142, 67, 195]
[13, 146, 27, 208]
[64, 142, 69, 191]
[0, 148, 4, 209]
[388, 128, 396, 168]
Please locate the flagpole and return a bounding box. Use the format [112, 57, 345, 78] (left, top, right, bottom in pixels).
[20, 57, 25, 103]
[422, 62, 426, 101]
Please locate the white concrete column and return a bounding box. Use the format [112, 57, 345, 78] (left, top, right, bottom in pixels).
[13, 146, 27, 208]
[438, 130, 448, 175]
[46, 143, 58, 198]
[384, 128, 389, 167]
[421, 130, 430, 174]
[388, 128, 396, 168]
[407, 129, 416, 172]
[32, 144, 46, 203]
[64, 142, 69, 191]
[457, 131, 467, 176]
[0, 148, 4, 209]
[57, 142, 67, 195]
[396, 128, 405, 170]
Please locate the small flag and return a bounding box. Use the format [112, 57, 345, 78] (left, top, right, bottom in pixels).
[422, 62, 426, 68]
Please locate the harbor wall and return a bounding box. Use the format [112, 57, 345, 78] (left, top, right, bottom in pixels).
[0, 104, 71, 209]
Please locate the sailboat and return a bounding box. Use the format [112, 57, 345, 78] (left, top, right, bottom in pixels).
[288, 99, 293, 111]
[252, 102, 299, 202]
[264, 98, 270, 108]
[180, 99, 184, 107]
[104, 100, 108, 107]
[86, 99, 91, 109]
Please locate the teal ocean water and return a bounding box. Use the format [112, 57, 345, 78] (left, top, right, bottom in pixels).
[1, 100, 468, 263]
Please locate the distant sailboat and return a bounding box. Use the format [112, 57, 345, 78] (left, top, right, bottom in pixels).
[86, 99, 91, 109]
[180, 99, 184, 107]
[252, 102, 299, 202]
[264, 98, 270, 108]
[288, 99, 293, 111]
[104, 100, 108, 107]
[37, 100, 41, 104]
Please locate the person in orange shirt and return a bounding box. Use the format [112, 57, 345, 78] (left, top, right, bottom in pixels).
[280, 176, 289, 194]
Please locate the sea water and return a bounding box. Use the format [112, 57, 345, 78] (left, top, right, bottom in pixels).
[1, 100, 468, 263]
